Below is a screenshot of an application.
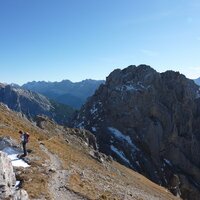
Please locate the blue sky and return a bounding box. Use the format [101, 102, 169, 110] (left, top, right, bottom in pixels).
[0, 0, 200, 84]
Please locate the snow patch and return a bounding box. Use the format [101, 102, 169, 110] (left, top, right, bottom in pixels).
[77, 121, 85, 128]
[2, 147, 30, 168]
[108, 127, 139, 152]
[15, 181, 21, 188]
[136, 161, 140, 167]
[115, 82, 148, 92]
[116, 84, 138, 92]
[110, 145, 130, 164]
[92, 127, 97, 132]
[164, 158, 172, 167]
[8, 154, 30, 168]
[90, 104, 98, 115]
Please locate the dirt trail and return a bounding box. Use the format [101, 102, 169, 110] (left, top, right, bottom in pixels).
[40, 144, 87, 200]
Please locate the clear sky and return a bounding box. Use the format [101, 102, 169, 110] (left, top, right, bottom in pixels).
[0, 0, 200, 85]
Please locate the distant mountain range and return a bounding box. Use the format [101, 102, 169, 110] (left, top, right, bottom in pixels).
[0, 83, 74, 124]
[22, 79, 104, 109]
[1, 67, 200, 199]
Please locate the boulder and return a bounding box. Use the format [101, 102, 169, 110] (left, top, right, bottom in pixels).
[0, 136, 19, 151]
[0, 151, 29, 199]
[0, 151, 16, 199]
[12, 189, 29, 200]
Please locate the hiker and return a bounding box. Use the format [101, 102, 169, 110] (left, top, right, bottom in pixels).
[19, 130, 29, 157]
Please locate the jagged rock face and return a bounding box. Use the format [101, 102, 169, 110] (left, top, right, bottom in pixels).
[74, 65, 200, 199]
[0, 136, 19, 150]
[0, 137, 30, 200]
[0, 84, 74, 124]
[12, 190, 29, 200]
[34, 115, 98, 150]
[0, 151, 29, 200]
[0, 151, 16, 198]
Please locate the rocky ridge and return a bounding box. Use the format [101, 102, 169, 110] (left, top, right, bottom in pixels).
[73, 65, 200, 200]
[0, 83, 74, 125]
[22, 79, 104, 109]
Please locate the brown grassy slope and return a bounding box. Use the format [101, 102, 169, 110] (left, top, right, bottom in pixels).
[0, 104, 180, 200]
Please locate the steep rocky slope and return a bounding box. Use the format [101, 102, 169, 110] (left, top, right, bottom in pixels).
[22, 79, 104, 109]
[73, 65, 200, 200]
[0, 83, 74, 124]
[0, 103, 179, 200]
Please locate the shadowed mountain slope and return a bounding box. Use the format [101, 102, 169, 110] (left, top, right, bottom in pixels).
[73, 65, 200, 200]
[0, 83, 74, 124]
[0, 103, 179, 200]
[22, 79, 104, 109]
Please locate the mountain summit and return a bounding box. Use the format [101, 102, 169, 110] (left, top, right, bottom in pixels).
[74, 65, 200, 199]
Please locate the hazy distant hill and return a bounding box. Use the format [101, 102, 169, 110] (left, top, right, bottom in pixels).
[194, 77, 200, 86]
[22, 79, 104, 109]
[0, 83, 74, 124]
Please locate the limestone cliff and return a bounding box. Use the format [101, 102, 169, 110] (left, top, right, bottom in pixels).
[74, 65, 200, 199]
[0, 151, 29, 199]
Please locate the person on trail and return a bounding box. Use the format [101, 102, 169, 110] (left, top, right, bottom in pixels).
[19, 130, 29, 157]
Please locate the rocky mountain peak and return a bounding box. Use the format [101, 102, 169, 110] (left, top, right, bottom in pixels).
[74, 65, 200, 200]
[106, 65, 157, 86]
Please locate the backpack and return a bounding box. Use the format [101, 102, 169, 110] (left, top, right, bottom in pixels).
[24, 132, 30, 143]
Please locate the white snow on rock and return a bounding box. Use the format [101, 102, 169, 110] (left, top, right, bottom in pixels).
[164, 158, 172, 167]
[108, 127, 139, 152]
[110, 145, 130, 164]
[76, 121, 85, 128]
[90, 101, 102, 116]
[15, 180, 21, 188]
[8, 154, 30, 168]
[115, 82, 149, 92]
[2, 147, 30, 168]
[92, 127, 97, 132]
[90, 104, 98, 115]
[116, 84, 138, 92]
[136, 161, 140, 167]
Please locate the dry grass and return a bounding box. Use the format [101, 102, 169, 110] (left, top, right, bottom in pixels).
[44, 136, 178, 200]
[0, 106, 51, 199]
[0, 105, 179, 200]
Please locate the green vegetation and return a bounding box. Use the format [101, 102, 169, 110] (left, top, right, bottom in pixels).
[50, 100, 76, 125]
